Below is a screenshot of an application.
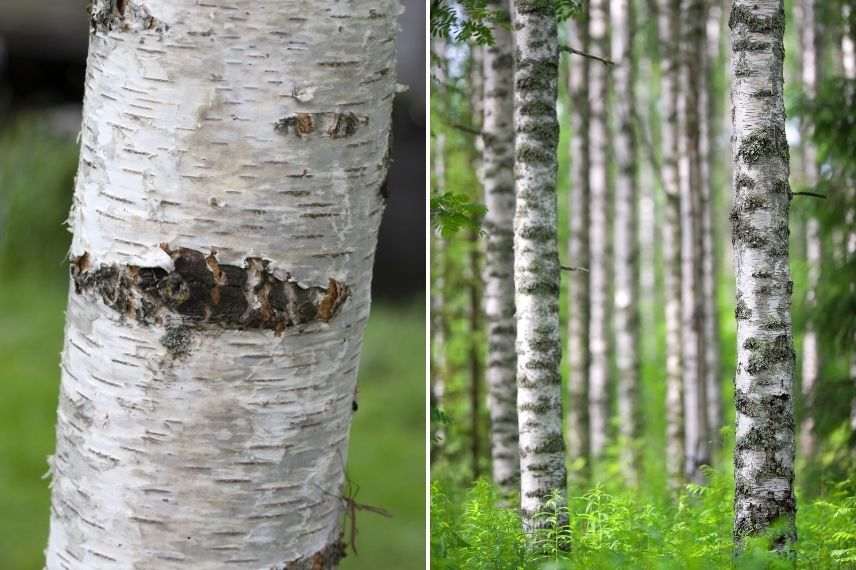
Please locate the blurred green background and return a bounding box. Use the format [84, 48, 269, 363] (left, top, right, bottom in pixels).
[0, 117, 425, 569]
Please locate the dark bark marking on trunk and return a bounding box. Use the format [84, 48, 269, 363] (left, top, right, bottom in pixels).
[71, 247, 348, 335]
[274, 537, 347, 570]
[275, 113, 369, 138]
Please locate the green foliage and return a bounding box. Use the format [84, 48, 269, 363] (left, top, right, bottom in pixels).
[430, 0, 506, 45]
[431, 191, 487, 237]
[0, 117, 77, 276]
[432, 471, 856, 569]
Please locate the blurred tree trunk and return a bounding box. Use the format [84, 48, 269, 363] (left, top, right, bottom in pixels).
[658, 0, 685, 491]
[566, 3, 591, 483]
[510, 0, 567, 534]
[679, 0, 711, 483]
[610, 0, 641, 486]
[47, 1, 396, 567]
[730, 0, 797, 552]
[701, 0, 723, 454]
[482, 0, 520, 493]
[588, 0, 612, 464]
[430, 36, 448, 459]
[469, 46, 485, 481]
[795, 0, 821, 462]
[845, 4, 856, 438]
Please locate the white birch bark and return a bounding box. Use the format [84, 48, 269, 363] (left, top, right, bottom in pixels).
[846, 5, 856, 436]
[47, 2, 398, 568]
[482, 0, 519, 493]
[795, 0, 821, 461]
[701, 0, 723, 453]
[567, 6, 591, 480]
[729, 0, 797, 551]
[510, 0, 567, 533]
[657, 0, 686, 490]
[610, 0, 641, 486]
[680, 0, 711, 482]
[588, 0, 612, 463]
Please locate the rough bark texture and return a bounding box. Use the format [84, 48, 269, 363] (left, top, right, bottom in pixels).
[729, 0, 797, 552]
[701, 0, 723, 453]
[511, 0, 567, 533]
[680, 0, 711, 483]
[658, 0, 686, 490]
[47, 1, 397, 567]
[795, 0, 821, 461]
[610, 0, 641, 486]
[588, 0, 611, 463]
[566, 5, 591, 481]
[482, 0, 519, 493]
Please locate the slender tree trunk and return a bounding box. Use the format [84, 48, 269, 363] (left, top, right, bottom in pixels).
[680, 0, 711, 483]
[610, 0, 641, 486]
[701, 0, 723, 454]
[795, 0, 821, 461]
[469, 46, 485, 482]
[482, 0, 519, 493]
[469, 227, 483, 480]
[657, 0, 686, 491]
[567, 5, 592, 482]
[431, 130, 448, 456]
[510, 0, 567, 533]
[47, 2, 397, 567]
[588, 0, 612, 463]
[846, 5, 856, 437]
[730, 0, 797, 552]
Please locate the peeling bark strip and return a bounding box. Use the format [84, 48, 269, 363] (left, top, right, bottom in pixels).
[730, 0, 796, 553]
[511, 0, 567, 536]
[71, 248, 348, 333]
[48, 1, 397, 568]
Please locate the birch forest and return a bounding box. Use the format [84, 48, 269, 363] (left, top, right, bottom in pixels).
[430, 0, 856, 566]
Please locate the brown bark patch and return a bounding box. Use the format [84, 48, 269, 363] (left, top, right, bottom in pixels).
[71, 249, 348, 334]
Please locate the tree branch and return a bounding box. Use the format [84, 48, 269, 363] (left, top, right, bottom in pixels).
[791, 191, 827, 199]
[561, 265, 589, 273]
[559, 45, 615, 66]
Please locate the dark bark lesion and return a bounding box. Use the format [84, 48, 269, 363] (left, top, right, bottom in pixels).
[71, 247, 348, 334]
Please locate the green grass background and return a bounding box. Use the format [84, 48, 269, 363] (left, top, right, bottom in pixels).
[0, 118, 425, 569]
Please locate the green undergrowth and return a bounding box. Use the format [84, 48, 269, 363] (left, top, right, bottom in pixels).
[431, 466, 856, 569]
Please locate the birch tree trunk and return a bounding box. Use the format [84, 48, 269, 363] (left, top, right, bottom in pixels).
[482, 0, 519, 493]
[657, 0, 686, 491]
[680, 0, 711, 482]
[795, 0, 821, 461]
[701, 0, 723, 453]
[46, 2, 398, 567]
[729, 0, 797, 552]
[610, 0, 641, 486]
[510, 0, 567, 533]
[845, 5, 856, 437]
[431, 132, 448, 457]
[566, 4, 591, 482]
[469, 46, 485, 482]
[588, 0, 612, 463]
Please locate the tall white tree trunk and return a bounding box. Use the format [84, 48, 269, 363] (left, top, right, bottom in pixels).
[510, 0, 567, 533]
[657, 0, 686, 491]
[795, 0, 821, 461]
[47, 2, 397, 567]
[567, 5, 591, 482]
[729, 0, 797, 552]
[701, 0, 723, 453]
[588, 0, 611, 463]
[845, 4, 856, 437]
[610, 0, 641, 486]
[680, 0, 711, 482]
[482, 0, 519, 493]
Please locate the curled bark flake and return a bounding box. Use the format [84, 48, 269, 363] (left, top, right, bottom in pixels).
[71, 249, 348, 333]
